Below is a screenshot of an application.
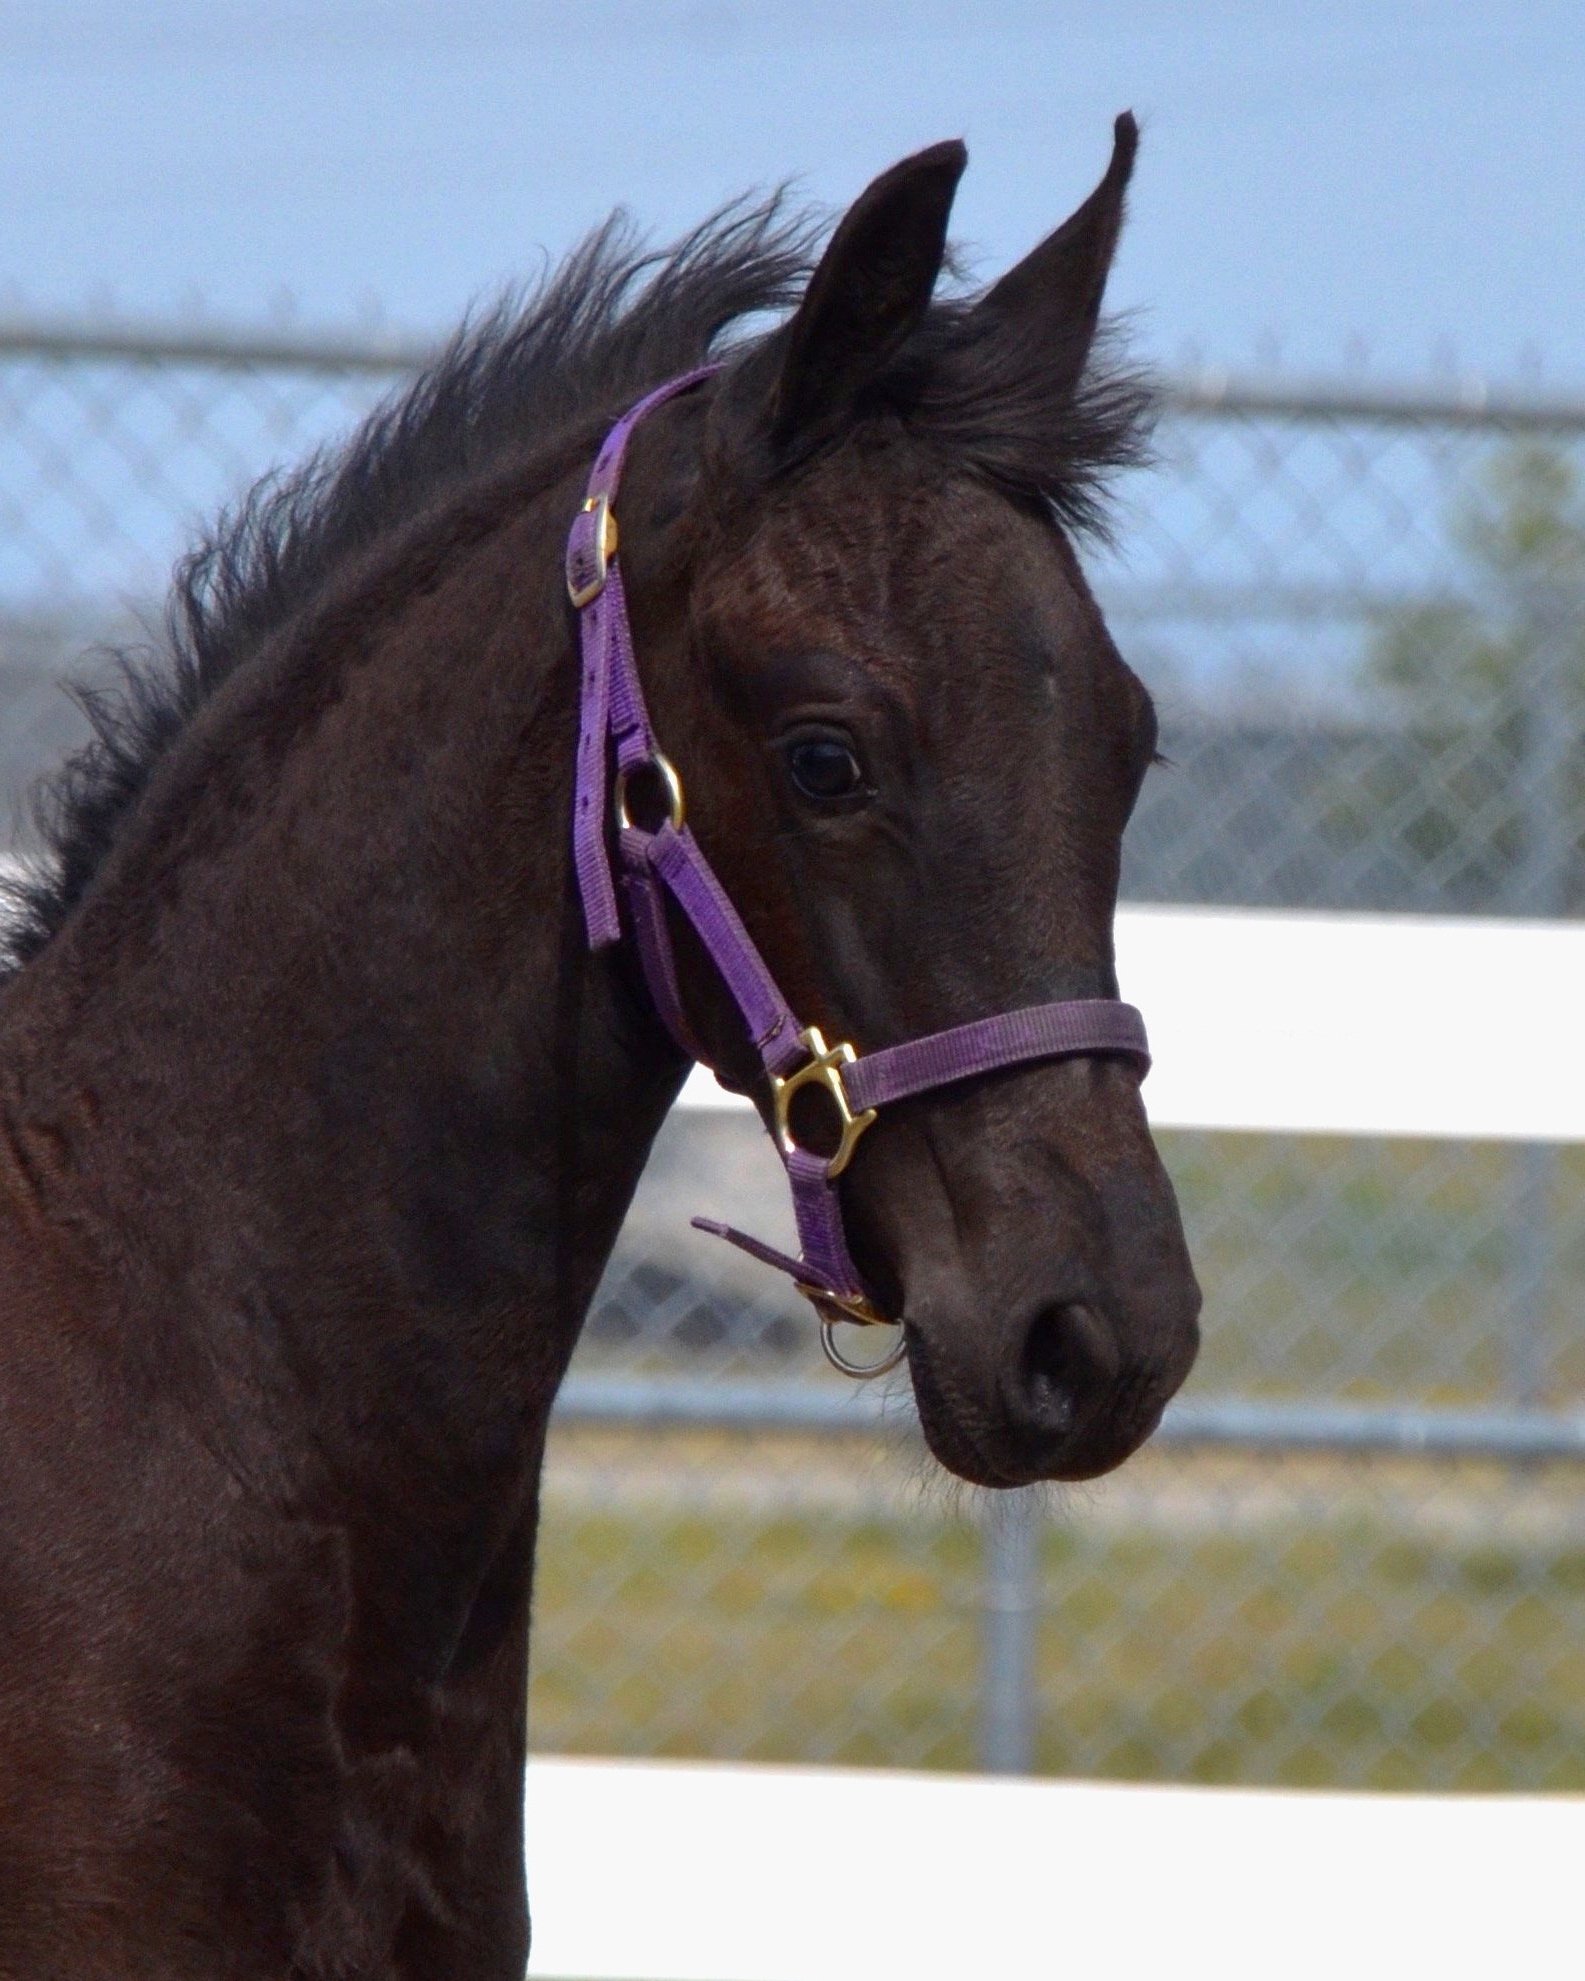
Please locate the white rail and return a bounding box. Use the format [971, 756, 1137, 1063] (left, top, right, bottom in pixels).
[682, 904, 1585, 1144]
[525, 1754, 1582, 1981]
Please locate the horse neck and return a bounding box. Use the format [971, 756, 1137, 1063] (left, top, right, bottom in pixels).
[3, 461, 685, 1552]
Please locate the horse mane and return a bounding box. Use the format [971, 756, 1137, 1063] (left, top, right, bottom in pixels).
[2, 192, 1152, 979]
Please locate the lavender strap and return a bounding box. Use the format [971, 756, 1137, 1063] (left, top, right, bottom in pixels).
[691, 1153, 867, 1313]
[843, 1000, 1149, 1113]
[691, 1219, 822, 1293]
[570, 365, 721, 949]
[645, 826, 805, 1075]
[565, 360, 809, 1087]
[786, 1146, 868, 1296]
[572, 573, 623, 946]
[620, 849, 709, 1065]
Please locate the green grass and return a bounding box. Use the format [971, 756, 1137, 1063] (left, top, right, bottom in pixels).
[543, 1129, 1585, 1790]
[528, 1464, 1585, 1792]
[1154, 1132, 1585, 1403]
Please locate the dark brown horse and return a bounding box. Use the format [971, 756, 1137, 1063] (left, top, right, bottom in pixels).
[0, 117, 1197, 1977]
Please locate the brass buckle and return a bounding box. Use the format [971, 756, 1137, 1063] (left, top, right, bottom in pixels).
[614, 752, 686, 833]
[567, 494, 618, 608]
[771, 1026, 877, 1179]
[803, 1282, 889, 1328]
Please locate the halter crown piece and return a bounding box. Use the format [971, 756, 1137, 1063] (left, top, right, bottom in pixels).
[568, 369, 1151, 1378]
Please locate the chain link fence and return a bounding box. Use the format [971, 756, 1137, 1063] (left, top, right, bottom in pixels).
[2, 319, 1581, 1791]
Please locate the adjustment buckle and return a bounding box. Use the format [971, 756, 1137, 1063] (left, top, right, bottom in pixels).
[771, 1026, 877, 1179]
[801, 1282, 890, 1328]
[567, 493, 618, 608]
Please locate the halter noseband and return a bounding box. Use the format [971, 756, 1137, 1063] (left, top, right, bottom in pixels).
[568, 369, 1150, 1378]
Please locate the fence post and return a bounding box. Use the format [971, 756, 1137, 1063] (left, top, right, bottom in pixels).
[1505, 574, 1575, 1406]
[979, 1489, 1039, 1774]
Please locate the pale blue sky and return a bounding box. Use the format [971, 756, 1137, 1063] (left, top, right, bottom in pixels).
[4, 1, 1583, 380]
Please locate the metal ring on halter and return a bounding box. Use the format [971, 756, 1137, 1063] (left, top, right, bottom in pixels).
[819, 1314, 908, 1380]
[614, 752, 686, 833]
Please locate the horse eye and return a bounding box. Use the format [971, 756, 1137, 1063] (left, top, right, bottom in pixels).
[785, 737, 866, 802]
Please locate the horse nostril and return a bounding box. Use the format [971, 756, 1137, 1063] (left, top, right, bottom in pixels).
[1016, 1301, 1121, 1439]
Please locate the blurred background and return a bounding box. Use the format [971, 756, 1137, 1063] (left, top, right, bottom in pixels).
[2, 2, 1582, 1792]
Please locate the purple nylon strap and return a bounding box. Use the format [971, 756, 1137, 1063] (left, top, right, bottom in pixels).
[568, 371, 1152, 1335]
[843, 999, 1149, 1112]
[687, 1144, 863, 1305]
[571, 366, 722, 949]
[644, 825, 804, 1074]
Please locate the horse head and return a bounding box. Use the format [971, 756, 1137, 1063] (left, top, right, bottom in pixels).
[600, 118, 1201, 1485]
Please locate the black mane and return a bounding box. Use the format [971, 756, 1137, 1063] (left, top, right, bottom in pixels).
[2, 194, 1151, 977]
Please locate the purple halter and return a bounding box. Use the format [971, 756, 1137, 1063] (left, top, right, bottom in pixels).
[568, 369, 1150, 1377]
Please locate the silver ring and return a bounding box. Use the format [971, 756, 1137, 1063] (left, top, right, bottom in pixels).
[820, 1316, 908, 1380]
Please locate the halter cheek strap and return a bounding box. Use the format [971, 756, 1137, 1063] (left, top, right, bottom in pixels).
[568, 369, 1150, 1377]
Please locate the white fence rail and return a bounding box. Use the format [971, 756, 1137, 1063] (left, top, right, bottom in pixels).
[683, 903, 1585, 1143]
[524, 1755, 1583, 1981]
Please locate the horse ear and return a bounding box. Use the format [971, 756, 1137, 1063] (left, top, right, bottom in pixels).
[769, 139, 966, 450]
[970, 113, 1138, 388]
